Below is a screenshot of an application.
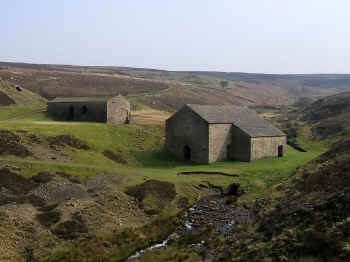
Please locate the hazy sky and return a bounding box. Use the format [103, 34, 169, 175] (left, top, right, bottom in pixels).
[1, 0, 350, 73]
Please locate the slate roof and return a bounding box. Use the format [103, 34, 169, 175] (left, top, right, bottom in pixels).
[186, 104, 286, 137]
[50, 96, 113, 103]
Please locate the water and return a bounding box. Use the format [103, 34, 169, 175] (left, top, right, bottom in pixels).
[127, 236, 172, 261]
[126, 195, 252, 261]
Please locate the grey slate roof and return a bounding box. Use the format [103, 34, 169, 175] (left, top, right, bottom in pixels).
[186, 104, 285, 137]
[50, 96, 113, 103]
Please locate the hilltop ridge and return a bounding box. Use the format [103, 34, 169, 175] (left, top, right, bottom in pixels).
[3, 61, 350, 112]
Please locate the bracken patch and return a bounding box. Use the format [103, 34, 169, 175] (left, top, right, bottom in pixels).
[0, 90, 15, 106]
[0, 130, 33, 157]
[102, 149, 128, 164]
[126, 180, 176, 215]
[47, 135, 90, 150]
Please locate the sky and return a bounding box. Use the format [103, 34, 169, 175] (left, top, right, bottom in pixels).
[1, 0, 350, 74]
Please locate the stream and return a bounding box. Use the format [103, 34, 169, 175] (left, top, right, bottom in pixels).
[127, 195, 253, 261]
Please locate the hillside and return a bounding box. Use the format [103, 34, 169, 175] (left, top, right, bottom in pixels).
[301, 92, 350, 139]
[225, 139, 350, 261]
[2, 61, 350, 112]
[0, 79, 47, 120]
[1, 61, 350, 262]
[109, 139, 350, 262]
[0, 108, 324, 261]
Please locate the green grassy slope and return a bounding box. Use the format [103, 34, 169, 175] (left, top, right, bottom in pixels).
[0, 79, 47, 120]
[0, 112, 326, 205]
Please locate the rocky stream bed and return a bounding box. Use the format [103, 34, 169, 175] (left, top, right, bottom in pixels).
[128, 193, 253, 261]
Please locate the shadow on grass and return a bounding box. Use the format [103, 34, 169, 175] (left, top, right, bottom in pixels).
[131, 149, 202, 168]
[29, 112, 108, 124]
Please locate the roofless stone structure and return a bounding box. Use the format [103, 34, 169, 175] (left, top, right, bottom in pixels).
[165, 104, 286, 163]
[47, 95, 130, 124]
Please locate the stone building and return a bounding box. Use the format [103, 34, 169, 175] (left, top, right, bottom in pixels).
[165, 104, 286, 164]
[47, 95, 130, 124]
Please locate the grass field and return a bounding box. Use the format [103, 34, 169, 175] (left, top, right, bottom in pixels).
[0, 104, 45, 120]
[0, 110, 326, 206]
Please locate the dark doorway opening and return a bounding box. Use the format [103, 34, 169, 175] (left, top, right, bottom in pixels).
[278, 145, 284, 157]
[81, 105, 88, 115]
[183, 145, 191, 161]
[125, 112, 130, 124]
[68, 106, 75, 120]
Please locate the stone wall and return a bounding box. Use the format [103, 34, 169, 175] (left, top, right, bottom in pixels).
[47, 101, 107, 122]
[107, 96, 131, 124]
[250, 136, 286, 161]
[208, 124, 232, 163]
[230, 126, 251, 161]
[165, 106, 209, 163]
[165, 105, 287, 164]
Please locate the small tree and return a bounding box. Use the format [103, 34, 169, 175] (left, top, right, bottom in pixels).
[220, 81, 229, 88]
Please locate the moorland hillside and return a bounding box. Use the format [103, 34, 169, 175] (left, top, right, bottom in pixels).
[2, 61, 350, 112]
[302, 91, 350, 138]
[1, 61, 350, 261]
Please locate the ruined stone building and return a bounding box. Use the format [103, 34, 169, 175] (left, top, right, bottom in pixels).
[47, 95, 130, 124]
[165, 104, 286, 164]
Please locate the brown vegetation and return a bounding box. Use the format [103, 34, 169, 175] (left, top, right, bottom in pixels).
[0, 62, 295, 113]
[0, 169, 149, 262]
[0, 65, 174, 99]
[102, 149, 128, 164]
[126, 180, 176, 215]
[47, 135, 90, 150]
[0, 130, 33, 157]
[223, 139, 350, 261]
[0, 91, 15, 106]
[302, 92, 350, 138]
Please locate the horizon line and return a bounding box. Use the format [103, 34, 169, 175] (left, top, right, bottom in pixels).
[1, 59, 350, 76]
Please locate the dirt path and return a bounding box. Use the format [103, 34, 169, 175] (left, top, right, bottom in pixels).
[131, 109, 170, 125]
[0, 157, 109, 170]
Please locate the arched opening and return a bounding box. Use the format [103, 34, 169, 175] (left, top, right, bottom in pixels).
[183, 145, 191, 161]
[68, 106, 75, 120]
[278, 145, 284, 157]
[81, 105, 88, 115]
[125, 112, 130, 124]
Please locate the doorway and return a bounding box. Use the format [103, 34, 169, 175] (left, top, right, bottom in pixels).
[183, 145, 191, 161]
[81, 105, 88, 115]
[278, 145, 284, 157]
[68, 106, 75, 120]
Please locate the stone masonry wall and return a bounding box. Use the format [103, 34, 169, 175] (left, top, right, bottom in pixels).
[107, 96, 131, 124]
[165, 106, 209, 163]
[230, 126, 251, 161]
[208, 124, 232, 163]
[47, 101, 107, 122]
[250, 136, 286, 161]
